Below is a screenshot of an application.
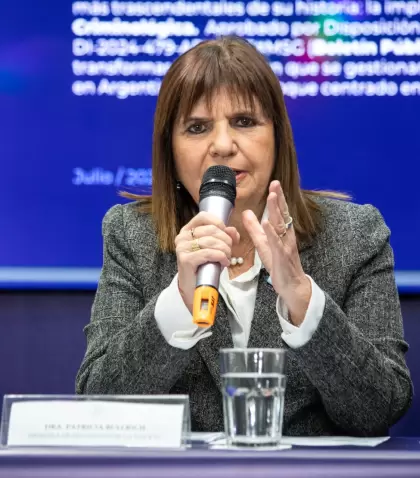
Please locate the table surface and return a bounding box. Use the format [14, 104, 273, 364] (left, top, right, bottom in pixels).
[1, 437, 420, 478]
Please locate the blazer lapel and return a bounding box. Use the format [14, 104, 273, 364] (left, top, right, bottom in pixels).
[248, 269, 284, 348]
[248, 242, 315, 348]
[299, 243, 316, 283]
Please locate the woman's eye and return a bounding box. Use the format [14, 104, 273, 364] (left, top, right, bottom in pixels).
[235, 117, 255, 127]
[187, 123, 206, 134]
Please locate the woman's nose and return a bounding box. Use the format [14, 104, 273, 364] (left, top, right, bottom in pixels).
[209, 124, 236, 158]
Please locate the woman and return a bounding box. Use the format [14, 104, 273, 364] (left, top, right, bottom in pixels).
[76, 36, 412, 436]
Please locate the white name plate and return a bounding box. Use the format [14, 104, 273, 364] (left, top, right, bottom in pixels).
[6, 400, 185, 448]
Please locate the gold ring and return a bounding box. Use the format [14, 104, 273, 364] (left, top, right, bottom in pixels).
[190, 228, 195, 239]
[285, 216, 293, 229]
[191, 239, 201, 252]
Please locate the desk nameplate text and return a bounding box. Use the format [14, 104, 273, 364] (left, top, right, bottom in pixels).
[5, 399, 186, 448]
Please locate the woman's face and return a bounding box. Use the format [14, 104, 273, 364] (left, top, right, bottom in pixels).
[172, 89, 275, 211]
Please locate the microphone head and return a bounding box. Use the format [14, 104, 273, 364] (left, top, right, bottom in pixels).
[199, 166, 236, 205]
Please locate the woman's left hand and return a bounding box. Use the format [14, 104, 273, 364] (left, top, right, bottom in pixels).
[243, 180, 311, 326]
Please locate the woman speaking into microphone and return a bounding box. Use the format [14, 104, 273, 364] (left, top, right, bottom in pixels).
[76, 36, 412, 436]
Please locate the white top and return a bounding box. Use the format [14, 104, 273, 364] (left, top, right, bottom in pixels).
[154, 249, 326, 351]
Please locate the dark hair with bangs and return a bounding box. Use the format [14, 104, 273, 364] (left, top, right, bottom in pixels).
[122, 36, 349, 252]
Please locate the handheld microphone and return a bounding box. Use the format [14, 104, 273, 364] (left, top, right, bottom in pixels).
[193, 165, 237, 328]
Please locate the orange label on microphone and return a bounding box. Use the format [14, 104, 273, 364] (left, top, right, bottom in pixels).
[192, 285, 219, 328]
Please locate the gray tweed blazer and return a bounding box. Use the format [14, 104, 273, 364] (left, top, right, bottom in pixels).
[76, 197, 412, 436]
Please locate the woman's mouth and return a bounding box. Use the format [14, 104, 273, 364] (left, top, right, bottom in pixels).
[234, 170, 247, 183]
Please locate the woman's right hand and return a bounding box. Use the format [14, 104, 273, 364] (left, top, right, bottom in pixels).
[175, 212, 240, 313]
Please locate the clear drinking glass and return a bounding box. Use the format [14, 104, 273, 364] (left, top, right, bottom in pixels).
[220, 348, 287, 447]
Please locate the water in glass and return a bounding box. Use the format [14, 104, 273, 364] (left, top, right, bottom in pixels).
[222, 372, 285, 446]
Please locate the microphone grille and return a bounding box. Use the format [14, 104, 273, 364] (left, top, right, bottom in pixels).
[199, 166, 236, 205]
